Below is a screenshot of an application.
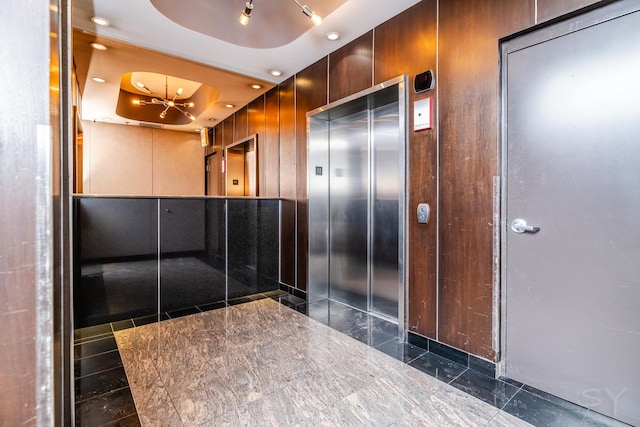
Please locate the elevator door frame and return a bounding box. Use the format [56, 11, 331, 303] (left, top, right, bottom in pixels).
[307, 75, 408, 336]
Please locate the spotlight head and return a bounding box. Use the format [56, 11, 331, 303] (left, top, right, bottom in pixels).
[301, 5, 322, 26]
[132, 99, 141, 105]
[176, 87, 184, 96]
[239, 1, 253, 25]
[187, 113, 196, 121]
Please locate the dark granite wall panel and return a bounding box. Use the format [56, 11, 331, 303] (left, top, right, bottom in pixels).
[227, 199, 280, 297]
[159, 199, 226, 312]
[74, 198, 158, 327]
[74, 197, 279, 326]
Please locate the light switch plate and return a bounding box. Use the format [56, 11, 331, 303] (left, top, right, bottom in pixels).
[417, 203, 430, 224]
[414, 98, 432, 131]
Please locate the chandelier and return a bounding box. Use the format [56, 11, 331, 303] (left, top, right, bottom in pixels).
[132, 75, 196, 121]
[239, 0, 322, 26]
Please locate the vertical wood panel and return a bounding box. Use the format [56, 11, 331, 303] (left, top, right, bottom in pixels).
[329, 31, 373, 103]
[438, 0, 533, 360]
[248, 95, 266, 196]
[234, 106, 248, 141]
[374, 0, 438, 339]
[222, 116, 234, 148]
[538, 0, 601, 22]
[264, 87, 280, 198]
[295, 58, 328, 291]
[279, 78, 296, 286]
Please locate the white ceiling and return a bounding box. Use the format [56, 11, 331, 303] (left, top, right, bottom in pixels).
[72, 0, 420, 132]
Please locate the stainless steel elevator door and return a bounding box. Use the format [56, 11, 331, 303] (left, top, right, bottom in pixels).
[329, 110, 370, 311]
[371, 103, 401, 319]
[503, 4, 640, 425]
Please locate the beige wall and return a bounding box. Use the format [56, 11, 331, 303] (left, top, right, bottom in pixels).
[82, 121, 204, 196]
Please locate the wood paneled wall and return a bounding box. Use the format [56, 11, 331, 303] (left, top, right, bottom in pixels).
[438, 0, 533, 360]
[329, 31, 373, 103]
[295, 59, 328, 291]
[208, 0, 604, 360]
[248, 96, 266, 195]
[374, 0, 439, 340]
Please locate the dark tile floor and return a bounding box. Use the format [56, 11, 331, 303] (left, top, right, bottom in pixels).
[73, 291, 630, 426]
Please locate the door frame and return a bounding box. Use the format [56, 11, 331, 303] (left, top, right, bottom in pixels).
[498, 0, 639, 376]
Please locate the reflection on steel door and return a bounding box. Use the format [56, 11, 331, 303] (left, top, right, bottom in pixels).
[502, 3, 640, 425]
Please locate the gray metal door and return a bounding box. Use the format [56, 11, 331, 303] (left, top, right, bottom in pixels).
[502, 3, 640, 425]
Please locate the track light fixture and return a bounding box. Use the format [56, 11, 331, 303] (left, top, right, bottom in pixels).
[239, 0, 321, 27]
[132, 76, 196, 122]
[294, 0, 322, 26]
[239, 0, 253, 26]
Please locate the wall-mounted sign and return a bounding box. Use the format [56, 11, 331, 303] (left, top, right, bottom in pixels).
[414, 98, 432, 131]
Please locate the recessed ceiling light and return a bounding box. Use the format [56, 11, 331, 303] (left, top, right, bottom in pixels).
[90, 42, 107, 51]
[270, 70, 282, 77]
[92, 77, 106, 83]
[225, 104, 235, 108]
[326, 32, 340, 41]
[251, 84, 262, 89]
[207, 117, 217, 122]
[91, 16, 110, 27]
